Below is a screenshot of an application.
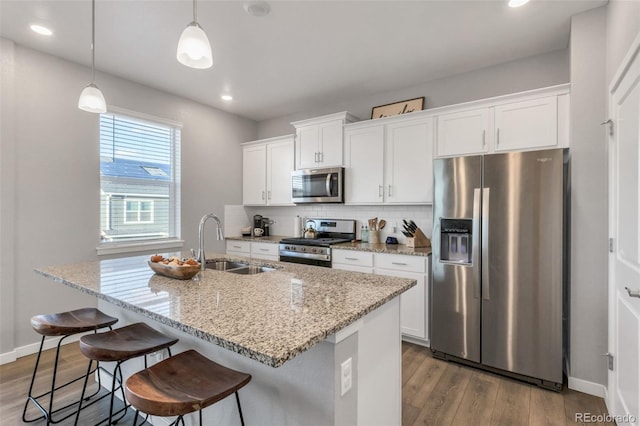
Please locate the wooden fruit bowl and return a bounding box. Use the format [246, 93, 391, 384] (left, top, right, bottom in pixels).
[148, 261, 201, 280]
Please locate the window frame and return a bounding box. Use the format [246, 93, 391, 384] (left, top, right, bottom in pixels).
[97, 106, 183, 256]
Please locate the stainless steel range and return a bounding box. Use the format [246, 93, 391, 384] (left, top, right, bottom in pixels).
[279, 219, 356, 267]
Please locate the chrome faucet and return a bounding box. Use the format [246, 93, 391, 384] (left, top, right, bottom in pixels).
[198, 213, 224, 272]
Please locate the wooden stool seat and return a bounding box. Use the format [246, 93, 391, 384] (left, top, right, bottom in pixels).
[125, 350, 252, 420]
[30, 307, 118, 337]
[79, 322, 179, 362]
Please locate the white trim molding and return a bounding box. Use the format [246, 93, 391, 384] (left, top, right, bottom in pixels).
[568, 375, 608, 398]
[0, 334, 83, 365]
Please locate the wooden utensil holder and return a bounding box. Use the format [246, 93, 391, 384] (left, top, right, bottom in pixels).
[406, 228, 431, 248]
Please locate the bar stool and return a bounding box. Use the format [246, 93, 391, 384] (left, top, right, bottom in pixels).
[125, 350, 252, 426]
[75, 322, 178, 426]
[22, 307, 119, 425]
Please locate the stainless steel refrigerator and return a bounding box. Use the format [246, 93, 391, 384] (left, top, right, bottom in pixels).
[431, 148, 568, 390]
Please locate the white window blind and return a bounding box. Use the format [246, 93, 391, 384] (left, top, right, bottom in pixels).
[100, 112, 181, 245]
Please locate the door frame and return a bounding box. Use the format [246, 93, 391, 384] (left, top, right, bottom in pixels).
[607, 31, 640, 419]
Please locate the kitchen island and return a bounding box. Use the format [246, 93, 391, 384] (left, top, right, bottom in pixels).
[36, 253, 416, 426]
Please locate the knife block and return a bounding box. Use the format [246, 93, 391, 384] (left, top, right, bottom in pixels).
[406, 228, 431, 248]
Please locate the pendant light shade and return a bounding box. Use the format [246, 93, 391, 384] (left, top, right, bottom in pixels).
[78, 0, 106, 113]
[177, 0, 213, 69]
[78, 83, 107, 113]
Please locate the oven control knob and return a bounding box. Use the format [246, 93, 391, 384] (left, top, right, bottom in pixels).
[301, 247, 306, 252]
[284, 246, 290, 250]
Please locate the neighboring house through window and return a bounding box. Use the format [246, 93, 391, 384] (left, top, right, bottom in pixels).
[99, 109, 181, 245]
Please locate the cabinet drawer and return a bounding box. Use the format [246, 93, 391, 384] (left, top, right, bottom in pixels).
[332, 249, 374, 267]
[251, 242, 279, 257]
[226, 240, 251, 254]
[375, 253, 426, 273]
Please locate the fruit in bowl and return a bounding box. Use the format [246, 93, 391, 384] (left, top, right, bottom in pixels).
[148, 255, 200, 280]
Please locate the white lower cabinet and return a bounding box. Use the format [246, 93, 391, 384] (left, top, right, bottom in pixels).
[226, 240, 251, 257]
[332, 249, 430, 344]
[226, 240, 279, 261]
[250, 242, 279, 261]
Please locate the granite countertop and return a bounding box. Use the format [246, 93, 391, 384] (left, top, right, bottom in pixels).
[333, 241, 432, 257]
[225, 235, 289, 244]
[35, 253, 415, 368]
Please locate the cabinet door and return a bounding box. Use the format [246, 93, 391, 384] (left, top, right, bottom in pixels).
[226, 240, 251, 255]
[494, 96, 557, 152]
[344, 125, 385, 204]
[296, 126, 319, 169]
[250, 242, 279, 261]
[318, 119, 344, 167]
[384, 117, 434, 204]
[242, 145, 267, 205]
[436, 108, 489, 157]
[375, 267, 426, 340]
[267, 138, 294, 205]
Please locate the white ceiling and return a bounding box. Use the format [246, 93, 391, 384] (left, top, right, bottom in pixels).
[1, 0, 606, 122]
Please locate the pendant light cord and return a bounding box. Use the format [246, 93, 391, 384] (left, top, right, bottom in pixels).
[91, 0, 96, 83]
[193, 0, 197, 23]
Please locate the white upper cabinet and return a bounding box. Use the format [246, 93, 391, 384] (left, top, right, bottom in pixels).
[493, 96, 557, 152]
[436, 108, 489, 157]
[385, 117, 433, 204]
[242, 144, 267, 205]
[242, 135, 294, 206]
[292, 112, 358, 169]
[344, 125, 385, 203]
[344, 115, 434, 205]
[434, 85, 570, 158]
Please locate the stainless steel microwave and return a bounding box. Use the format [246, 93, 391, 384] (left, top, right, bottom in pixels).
[291, 167, 344, 203]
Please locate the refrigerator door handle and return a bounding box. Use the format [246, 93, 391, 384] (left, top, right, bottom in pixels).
[482, 187, 490, 300]
[472, 188, 482, 299]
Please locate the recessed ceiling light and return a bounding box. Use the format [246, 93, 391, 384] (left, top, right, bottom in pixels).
[221, 94, 233, 101]
[30, 24, 53, 36]
[244, 1, 270, 17]
[508, 0, 530, 7]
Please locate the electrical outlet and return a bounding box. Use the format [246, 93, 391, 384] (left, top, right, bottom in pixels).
[148, 350, 164, 364]
[341, 357, 352, 396]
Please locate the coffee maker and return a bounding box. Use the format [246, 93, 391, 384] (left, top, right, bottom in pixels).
[261, 217, 271, 237]
[253, 215, 263, 236]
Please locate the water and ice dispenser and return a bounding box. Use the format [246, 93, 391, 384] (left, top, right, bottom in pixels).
[439, 219, 473, 264]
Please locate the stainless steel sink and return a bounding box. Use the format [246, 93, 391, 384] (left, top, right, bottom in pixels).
[205, 260, 275, 275]
[226, 265, 276, 275]
[205, 260, 249, 271]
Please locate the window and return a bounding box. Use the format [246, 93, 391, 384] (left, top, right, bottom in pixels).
[99, 110, 181, 246]
[124, 199, 154, 224]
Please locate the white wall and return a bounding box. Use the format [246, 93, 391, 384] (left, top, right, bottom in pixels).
[257, 49, 569, 139]
[0, 38, 257, 355]
[569, 7, 608, 389]
[606, 0, 640, 83]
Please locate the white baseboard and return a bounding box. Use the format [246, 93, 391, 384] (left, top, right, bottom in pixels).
[402, 335, 430, 348]
[568, 376, 607, 398]
[0, 335, 83, 366]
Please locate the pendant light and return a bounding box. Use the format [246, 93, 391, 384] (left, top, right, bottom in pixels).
[176, 0, 213, 69]
[78, 0, 106, 113]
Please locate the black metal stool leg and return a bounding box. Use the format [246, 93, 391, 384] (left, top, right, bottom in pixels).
[22, 336, 47, 423]
[74, 359, 94, 426]
[235, 391, 245, 426]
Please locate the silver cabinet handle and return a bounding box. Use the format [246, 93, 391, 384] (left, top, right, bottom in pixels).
[625, 287, 640, 298]
[268, 190, 272, 200]
[482, 130, 486, 147]
[379, 185, 383, 197]
[482, 187, 490, 300]
[391, 262, 407, 266]
[314, 152, 318, 162]
[319, 151, 323, 163]
[233, 245, 242, 249]
[261, 191, 265, 200]
[345, 257, 359, 261]
[259, 248, 269, 252]
[388, 184, 393, 197]
[496, 128, 500, 146]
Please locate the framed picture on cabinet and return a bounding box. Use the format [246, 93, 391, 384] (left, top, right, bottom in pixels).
[371, 97, 424, 119]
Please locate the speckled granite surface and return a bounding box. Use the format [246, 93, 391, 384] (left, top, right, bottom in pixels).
[35, 253, 415, 368]
[333, 242, 432, 257]
[225, 235, 288, 244]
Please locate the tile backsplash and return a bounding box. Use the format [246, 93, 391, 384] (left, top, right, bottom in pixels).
[225, 204, 433, 245]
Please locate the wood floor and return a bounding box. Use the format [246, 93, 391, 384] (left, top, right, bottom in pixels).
[402, 342, 613, 426]
[0, 341, 612, 425]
